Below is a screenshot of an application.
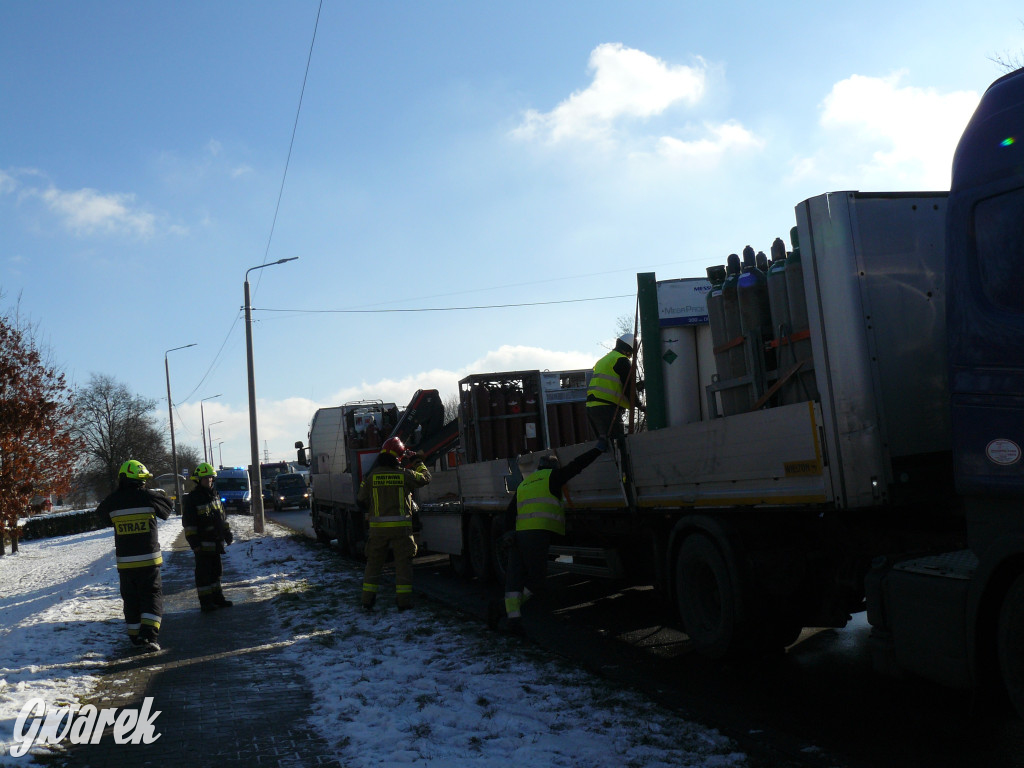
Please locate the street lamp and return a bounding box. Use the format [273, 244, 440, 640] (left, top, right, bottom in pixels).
[165, 343, 196, 514]
[244, 256, 299, 534]
[208, 421, 224, 467]
[200, 394, 222, 463]
[217, 441, 225, 468]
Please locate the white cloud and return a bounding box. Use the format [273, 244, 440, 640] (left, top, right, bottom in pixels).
[656, 120, 764, 162]
[329, 344, 597, 405]
[37, 186, 156, 237]
[513, 43, 706, 144]
[0, 169, 17, 194]
[793, 72, 979, 189]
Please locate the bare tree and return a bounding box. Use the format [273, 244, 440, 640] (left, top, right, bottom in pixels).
[443, 392, 460, 425]
[71, 374, 165, 498]
[989, 22, 1024, 72]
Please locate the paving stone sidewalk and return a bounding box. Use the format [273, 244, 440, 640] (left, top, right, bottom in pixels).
[61, 529, 343, 767]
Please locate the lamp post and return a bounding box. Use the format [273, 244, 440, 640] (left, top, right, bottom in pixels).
[200, 394, 222, 463]
[217, 441, 225, 468]
[245, 256, 299, 534]
[165, 343, 196, 514]
[208, 421, 224, 467]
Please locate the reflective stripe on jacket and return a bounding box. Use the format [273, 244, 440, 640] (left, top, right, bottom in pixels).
[587, 349, 629, 409]
[515, 468, 564, 535]
[96, 486, 171, 571]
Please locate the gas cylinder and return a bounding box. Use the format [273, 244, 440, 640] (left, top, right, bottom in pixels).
[524, 384, 540, 452]
[756, 250, 769, 272]
[767, 237, 792, 403]
[546, 403, 562, 448]
[490, 385, 508, 459]
[739, 244, 774, 378]
[721, 253, 747, 415]
[473, 384, 492, 462]
[573, 401, 590, 443]
[784, 226, 819, 402]
[706, 264, 730, 416]
[505, 385, 524, 456]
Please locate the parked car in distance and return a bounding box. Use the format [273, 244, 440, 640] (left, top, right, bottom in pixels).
[272, 473, 311, 511]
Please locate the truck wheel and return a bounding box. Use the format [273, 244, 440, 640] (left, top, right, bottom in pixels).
[490, 516, 509, 586]
[468, 514, 492, 582]
[675, 533, 741, 659]
[345, 512, 364, 560]
[450, 553, 473, 579]
[312, 504, 331, 544]
[998, 573, 1024, 718]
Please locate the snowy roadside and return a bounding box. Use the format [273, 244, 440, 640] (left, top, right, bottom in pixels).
[0, 517, 180, 764]
[0, 514, 748, 767]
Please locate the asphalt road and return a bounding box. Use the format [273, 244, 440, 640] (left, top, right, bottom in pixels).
[265, 508, 1024, 768]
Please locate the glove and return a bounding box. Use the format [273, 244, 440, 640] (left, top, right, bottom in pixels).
[596, 436, 609, 452]
[224, 529, 234, 546]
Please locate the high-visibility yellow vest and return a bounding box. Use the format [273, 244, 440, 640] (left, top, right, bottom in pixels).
[587, 349, 629, 409]
[515, 469, 564, 535]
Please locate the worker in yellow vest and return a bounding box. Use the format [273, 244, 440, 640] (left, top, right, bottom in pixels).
[586, 332, 638, 441]
[490, 442, 606, 634]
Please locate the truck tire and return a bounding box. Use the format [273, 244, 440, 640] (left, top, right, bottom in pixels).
[345, 511, 365, 560]
[449, 553, 473, 579]
[468, 514, 492, 582]
[490, 515, 509, 586]
[675, 533, 741, 659]
[998, 573, 1024, 718]
[312, 504, 331, 544]
[336, 511, 351, 556]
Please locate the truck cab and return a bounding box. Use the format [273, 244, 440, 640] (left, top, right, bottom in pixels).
[867, 67, 1024, 716]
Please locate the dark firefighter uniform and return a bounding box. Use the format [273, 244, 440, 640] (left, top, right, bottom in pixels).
[97, 467, 172, 646]
[358, 440, 431, 610]
[182, 479, 234, 611]
[502, 446, 603, 625]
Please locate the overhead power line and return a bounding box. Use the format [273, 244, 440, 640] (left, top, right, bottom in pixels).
[252, 293, 634, 315]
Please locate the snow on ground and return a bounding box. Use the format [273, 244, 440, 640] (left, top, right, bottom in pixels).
[0, 513, 747, 767]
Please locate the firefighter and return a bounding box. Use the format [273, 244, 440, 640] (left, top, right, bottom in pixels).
[96, 459, 172, 651]
[585, 332, 638, 441]
[182, 462, 234, 612]
[491, 441, 606, 634]
[358, 437, 431, 611]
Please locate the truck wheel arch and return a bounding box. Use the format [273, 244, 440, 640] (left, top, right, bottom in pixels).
[969, 546, 1024, 707]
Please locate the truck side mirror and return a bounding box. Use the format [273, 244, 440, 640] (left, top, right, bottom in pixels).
[295, 441, 310, 467]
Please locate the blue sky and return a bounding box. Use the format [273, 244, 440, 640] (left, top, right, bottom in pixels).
[1, 1, 1020, 470]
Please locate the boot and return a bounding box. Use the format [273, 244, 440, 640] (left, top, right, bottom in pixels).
[200, 597, 220, 613]
[361, 594, 376, 613]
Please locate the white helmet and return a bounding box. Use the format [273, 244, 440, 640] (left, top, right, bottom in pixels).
[617, 332, 636, 351]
